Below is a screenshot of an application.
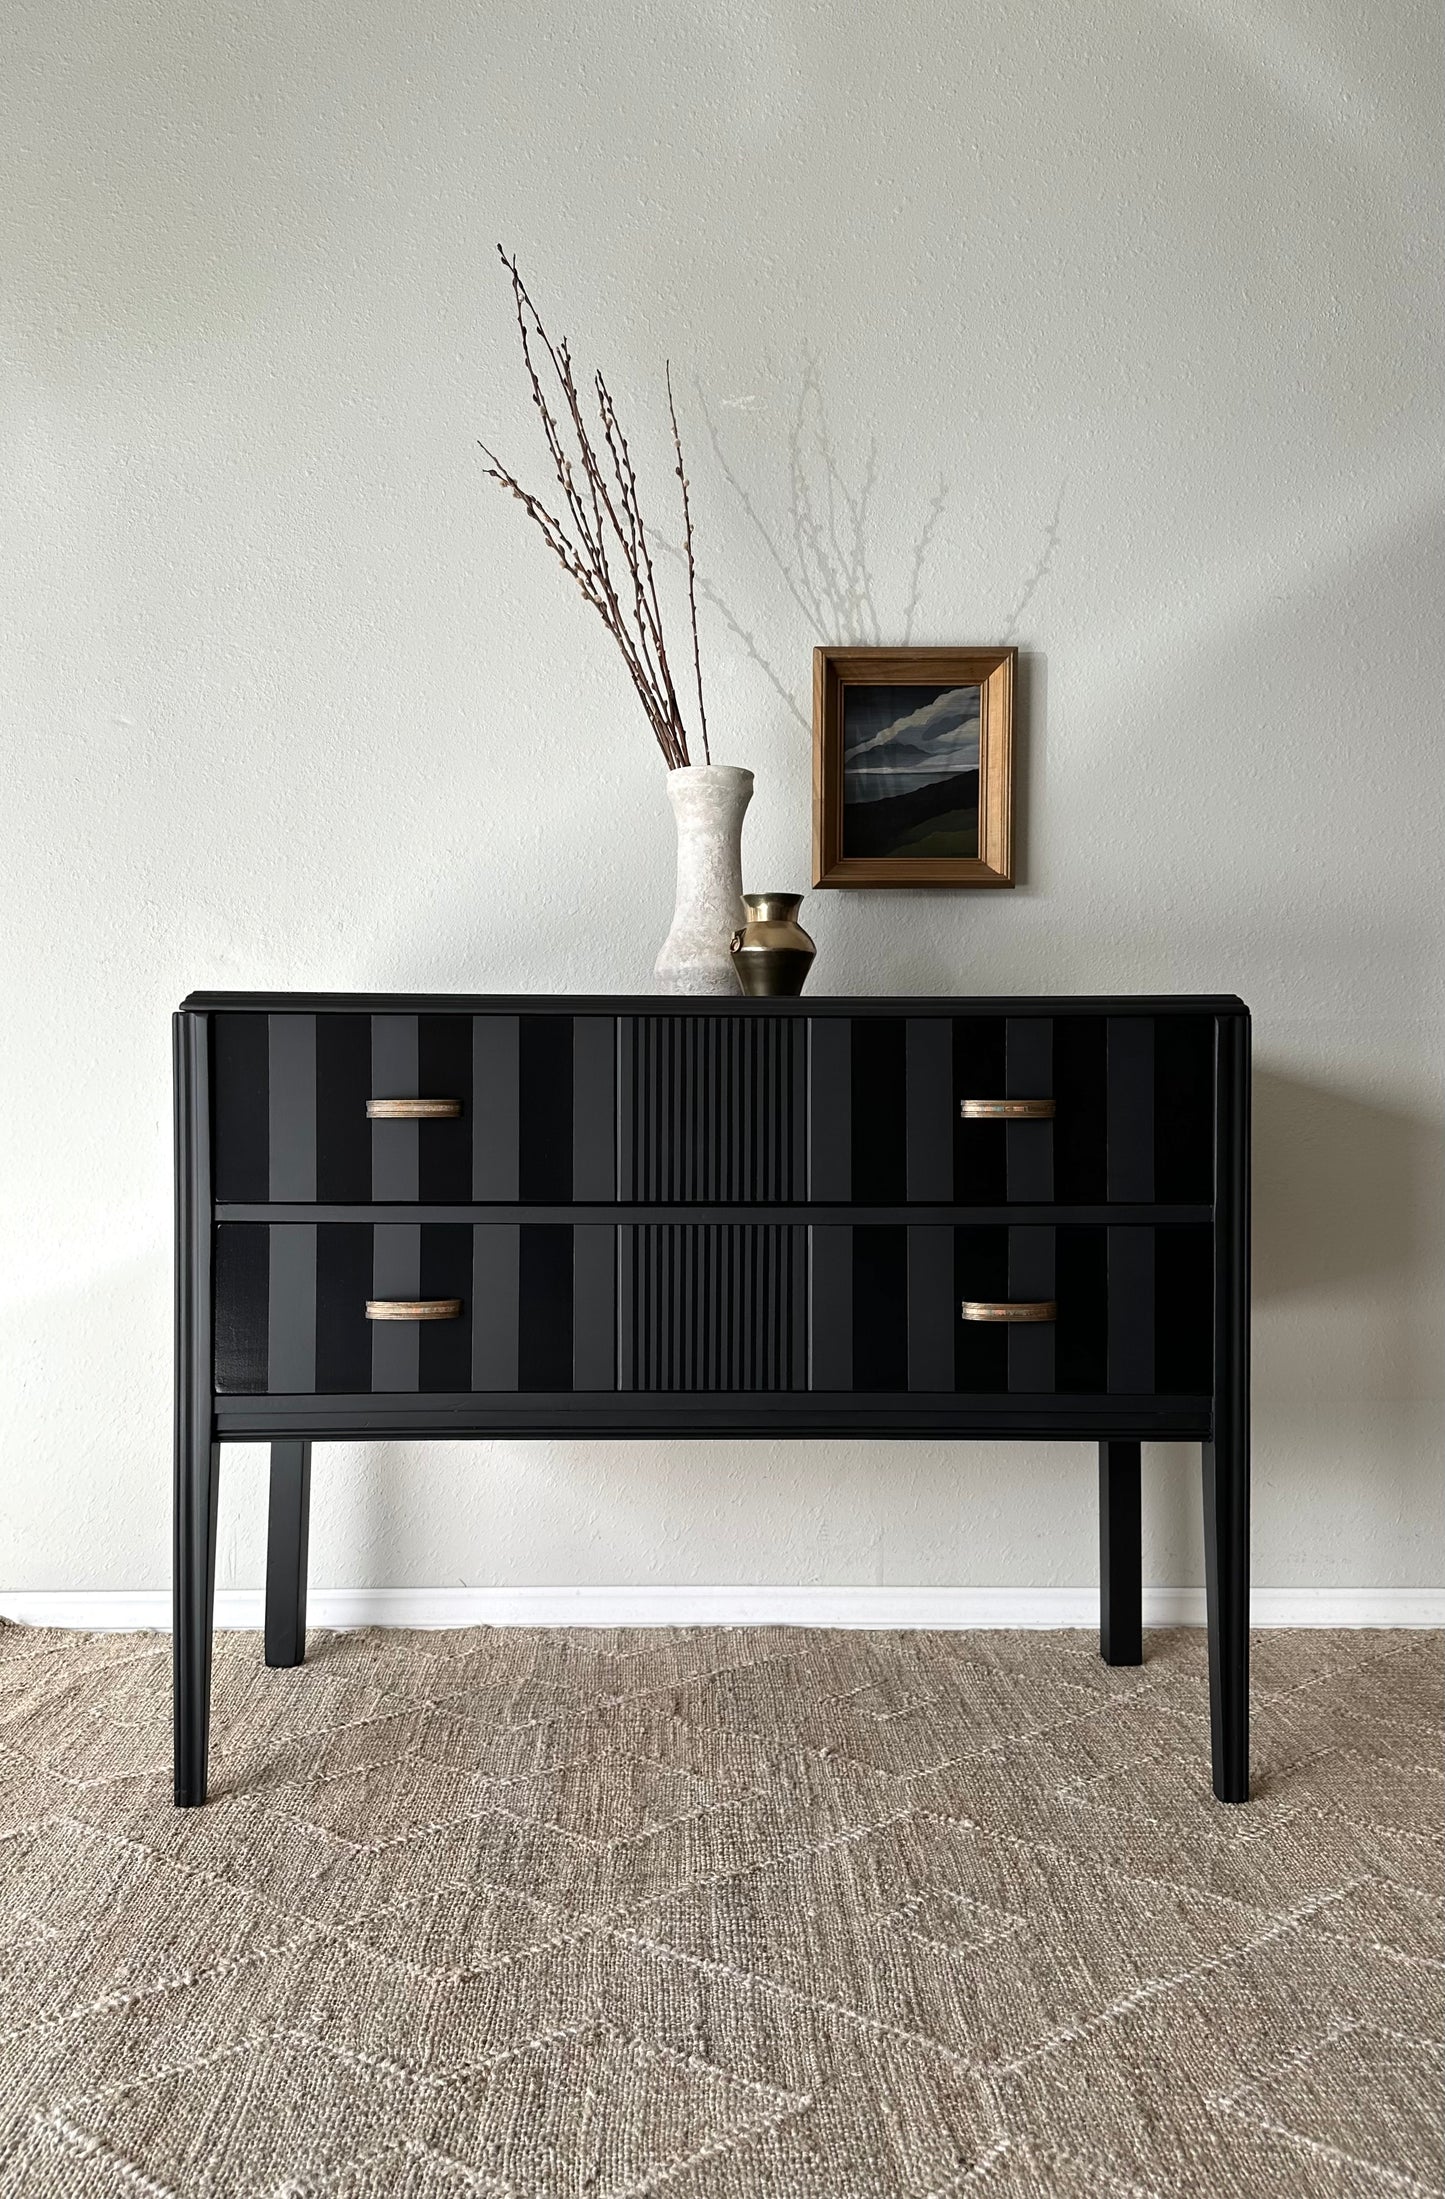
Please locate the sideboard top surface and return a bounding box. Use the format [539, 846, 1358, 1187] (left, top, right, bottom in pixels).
[181, 991, 1250, 1018]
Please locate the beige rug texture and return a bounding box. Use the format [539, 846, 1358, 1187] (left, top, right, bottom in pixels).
[0, 1620, 1440, 2198]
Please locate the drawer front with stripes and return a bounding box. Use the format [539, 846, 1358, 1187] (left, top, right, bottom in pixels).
[210, 1006, 1214, 1213]
[213, 1217, 1210, 1404]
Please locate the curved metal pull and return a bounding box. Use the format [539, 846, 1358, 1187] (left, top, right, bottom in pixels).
[961, 1300, 1057, 1323]
[365, 1299, 463, 1322]
[366, 1098, 462, 1120]
[959, 1098, 1055, 1120]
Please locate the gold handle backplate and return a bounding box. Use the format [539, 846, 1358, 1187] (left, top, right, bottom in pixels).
[366, 1098, 462, 1120]
[365, 1299, 463, 1322]
[961, 1300, 1058, 1323]
[959, 1098, 1056, 1120]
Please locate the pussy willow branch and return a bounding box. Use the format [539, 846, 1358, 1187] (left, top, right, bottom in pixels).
[668, 363, 710, 767]
[480, 248, 709, 770]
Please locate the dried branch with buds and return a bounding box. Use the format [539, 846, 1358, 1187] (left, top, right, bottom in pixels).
[480, 250, 711, 770]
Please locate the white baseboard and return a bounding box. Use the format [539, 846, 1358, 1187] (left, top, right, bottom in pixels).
[1, 1586, 1441, 1632]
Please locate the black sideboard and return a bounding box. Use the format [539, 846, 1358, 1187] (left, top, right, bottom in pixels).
[174, 993, 1250, 1805]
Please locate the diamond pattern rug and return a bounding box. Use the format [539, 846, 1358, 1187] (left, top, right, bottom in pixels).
[0, 1621, 1439, 2196]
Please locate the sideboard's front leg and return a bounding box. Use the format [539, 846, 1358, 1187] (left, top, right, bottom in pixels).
[1099, 1440, 1142, 1665]
[1203, 1427, 1249, 1803]
[265, 1441, 312, 1669]
[174, 1434, 220, 1806]
[1204, 1006, 1251, 1804]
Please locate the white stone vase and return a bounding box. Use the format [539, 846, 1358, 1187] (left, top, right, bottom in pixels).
[654, 763, 754, 995]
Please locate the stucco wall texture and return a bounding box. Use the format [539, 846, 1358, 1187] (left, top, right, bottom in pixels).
[2, 0, 1440, 1596]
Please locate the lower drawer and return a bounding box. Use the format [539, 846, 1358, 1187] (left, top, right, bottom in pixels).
[213, 1220, 1212, 1399]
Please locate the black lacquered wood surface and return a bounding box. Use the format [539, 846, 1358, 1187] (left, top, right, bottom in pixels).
[176, 993, 1250, 1807]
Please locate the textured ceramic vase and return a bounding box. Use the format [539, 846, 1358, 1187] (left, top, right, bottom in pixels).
[654, 764, 754, 995]
[729, 893, 817, 997]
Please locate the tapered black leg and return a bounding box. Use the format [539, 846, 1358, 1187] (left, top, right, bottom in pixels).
[174, 1009, 218, 1808]
[265, 1440, 312, 1668]
[1204, 1008, 1251, 1803]
[1099, 1440, 1142, 1665]
[173, 1434, 221, 1806]
[1203, 1430, 1249, 1802]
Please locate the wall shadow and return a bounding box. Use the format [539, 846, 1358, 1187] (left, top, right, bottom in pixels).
[1252, 1066, 1442, 1302]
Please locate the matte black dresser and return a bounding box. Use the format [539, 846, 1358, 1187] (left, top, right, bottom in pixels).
[174, 993, 1250, 1805]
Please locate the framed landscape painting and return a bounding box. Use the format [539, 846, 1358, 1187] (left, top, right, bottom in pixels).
[811, 646, 1015, 887]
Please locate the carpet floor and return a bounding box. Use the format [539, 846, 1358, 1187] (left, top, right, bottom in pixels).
[0, 1622, 1440, 2198]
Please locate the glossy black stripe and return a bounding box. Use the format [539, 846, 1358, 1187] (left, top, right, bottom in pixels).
[954, 1224, 1008, 1392]
[212, 1015, 269, 1201]
[315, 1223, 371, 1392]
[213, 1224, 268, 1393]
[371, 1224, 421, 1391]
[907, 1225, 955, 1391]
[1154, 1014, 1215, 1202]
[1006, 1018, 1053, 1203]
[371, 1017, 419, 1202]
[519, 1017, 574, 1203]
[1155, 1223, 1213, 1393]
[472, 1016, 519, 1202]
[573, 1225, 616, 1390]
[1055, 1224, 1107, 1392]
[572, 1018, 617, 1201]
[418, 1017, 473, 1202]
[267, 1223, 317, 1393]
[418, 1225, 472, 1390]
[851, 1018, 906, 1204]
[1007, 1224, 1056, 1393]
[1107, 1018, 1155, 1201]
[1108, 1227, 1155, 1392]
[518, 1223, 573, 1390]
[1053, 1014, 1106, 1201]
[852, 1224, 907, 1391]
[808, 1017, 852, 1200]
[953, 1017, 1006, 1202]
[906, 1018, 954, 1201]
[316, 1016, 371, 1200]
[267, 1017, 317, 1201]
[472, 1225, 519, 1391]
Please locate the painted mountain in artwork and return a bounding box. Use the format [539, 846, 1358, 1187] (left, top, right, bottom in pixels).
[842, 683, 980, 859]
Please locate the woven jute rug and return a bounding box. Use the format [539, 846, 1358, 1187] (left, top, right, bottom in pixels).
[0, 1622, 1440, 2197]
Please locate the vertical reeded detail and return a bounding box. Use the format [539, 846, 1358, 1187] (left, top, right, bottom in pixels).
[622, 1017, 805, 1201]
[621, 1224, 805, 1389]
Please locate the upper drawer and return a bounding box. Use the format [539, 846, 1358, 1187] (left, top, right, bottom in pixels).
[210, 1007, 1217, 1208]
[814, 1011, 1217, 1205]
[211, 1011, 618, 1204]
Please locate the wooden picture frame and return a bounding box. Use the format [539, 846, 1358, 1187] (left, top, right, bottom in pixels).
[812, 645, 1015, 887]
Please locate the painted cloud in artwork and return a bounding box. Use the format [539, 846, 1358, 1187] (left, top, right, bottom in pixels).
[843, 685, 980, 803]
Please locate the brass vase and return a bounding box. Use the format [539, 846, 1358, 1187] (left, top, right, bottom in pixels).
[729, 893, 817, 997]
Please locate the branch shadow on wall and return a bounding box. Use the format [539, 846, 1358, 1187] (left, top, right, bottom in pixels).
[690, 357, 1064, 731]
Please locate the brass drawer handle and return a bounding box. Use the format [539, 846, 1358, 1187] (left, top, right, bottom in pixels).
[959, 1098, 1055, 1120]
[961, 1300, 1057, 1323]
[365, 1299, 463, 1322]
[366, 1098, 462, 1120]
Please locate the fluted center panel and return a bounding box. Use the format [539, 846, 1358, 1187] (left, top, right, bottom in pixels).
[619, 1224, 808, 1391]
[619, 1016, 808, 1203]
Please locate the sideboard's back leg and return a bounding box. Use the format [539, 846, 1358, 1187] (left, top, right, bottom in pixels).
[1099, 1440, 1143, 1665]
[174, 1435, 220, 1806]
[265, 1440, 312, 1669]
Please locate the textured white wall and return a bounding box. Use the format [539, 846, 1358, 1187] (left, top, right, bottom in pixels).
[2, 0, 1440, 1597]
